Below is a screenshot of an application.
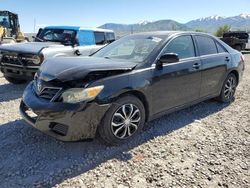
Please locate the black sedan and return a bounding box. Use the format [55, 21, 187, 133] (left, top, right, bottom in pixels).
[20, 31, 245, 145]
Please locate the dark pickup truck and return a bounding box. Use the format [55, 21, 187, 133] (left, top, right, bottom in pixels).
[221, 31, 249, 51]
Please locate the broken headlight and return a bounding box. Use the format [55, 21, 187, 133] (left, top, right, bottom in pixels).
[62, 86, 104, 103]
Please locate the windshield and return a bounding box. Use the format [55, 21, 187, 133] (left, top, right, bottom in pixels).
[37, 28, 77, 44]
[93, 35, 163, 62]
[0, 15, 10, 28]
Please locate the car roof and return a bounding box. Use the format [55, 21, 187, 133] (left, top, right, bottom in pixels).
[44, 26, 114, 32]
[128, 31, 218, 40]
[0, 10, 18, 16]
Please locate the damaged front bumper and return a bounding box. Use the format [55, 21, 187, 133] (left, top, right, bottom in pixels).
[19, 83, 110, 141]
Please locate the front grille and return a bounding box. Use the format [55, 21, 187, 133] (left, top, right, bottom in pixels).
[1, 52, 38, 67]
[33, 78, 63, 102]
[2, 53, 22, 66]
[38, 87, 62, 101]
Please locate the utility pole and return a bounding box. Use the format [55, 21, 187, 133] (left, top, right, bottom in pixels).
[33, 18, 36, 33]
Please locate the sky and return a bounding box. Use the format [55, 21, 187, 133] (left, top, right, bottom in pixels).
[1, 0, 250, 32]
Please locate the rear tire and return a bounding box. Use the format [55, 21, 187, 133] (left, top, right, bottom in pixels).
[4, 76, 26, 84]
[98, 95, 146, 145]
[217, 73, 237, 103]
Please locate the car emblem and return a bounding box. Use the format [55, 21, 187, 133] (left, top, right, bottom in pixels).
[37, 80, 43, 94]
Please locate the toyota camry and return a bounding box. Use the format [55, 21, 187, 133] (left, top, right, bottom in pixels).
[20, 31, 245, 145]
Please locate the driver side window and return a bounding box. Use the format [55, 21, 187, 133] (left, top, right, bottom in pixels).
[163, 35, 195, 59]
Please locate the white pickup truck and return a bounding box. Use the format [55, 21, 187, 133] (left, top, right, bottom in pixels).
[0, 26, 115, 83]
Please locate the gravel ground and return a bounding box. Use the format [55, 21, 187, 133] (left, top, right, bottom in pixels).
[0, 54, 249, 188]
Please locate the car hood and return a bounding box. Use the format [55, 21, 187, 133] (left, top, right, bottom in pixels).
[38, 57, 137, 82]
[0, 42, 64, 54]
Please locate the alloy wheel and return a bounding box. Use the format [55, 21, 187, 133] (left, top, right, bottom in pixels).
[111, 104, 141, 139]
[224, 76, 237, 100]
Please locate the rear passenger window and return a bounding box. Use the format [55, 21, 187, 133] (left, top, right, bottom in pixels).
[163, 35, 195, 59]
[196, 36, 217, 56]
[77, 30, 95, 45]
[216, 42, 227, 53]
[94, 32, 105, 45]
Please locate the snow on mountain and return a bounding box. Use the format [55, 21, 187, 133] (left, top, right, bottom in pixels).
[198, 15, 224, 21]
[99, 13, 250, 35]
[239, 13, 250, 19]
[137, 20, 151, 25]
[186, 13, 250, 32]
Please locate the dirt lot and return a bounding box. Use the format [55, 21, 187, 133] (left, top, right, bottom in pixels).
[0, 54, 249, 188]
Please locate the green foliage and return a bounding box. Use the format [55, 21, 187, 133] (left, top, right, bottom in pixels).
[215, 25, 231, 37]
[194, 29, 206, 32]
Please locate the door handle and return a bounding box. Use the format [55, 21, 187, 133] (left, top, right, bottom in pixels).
[225, 57, 230, 62]
[193, 63, 201, 69]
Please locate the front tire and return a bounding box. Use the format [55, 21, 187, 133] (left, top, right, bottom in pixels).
[217, 73, 237, 103]
[98, 95, 146, 145]
[4, 76, 26, 84]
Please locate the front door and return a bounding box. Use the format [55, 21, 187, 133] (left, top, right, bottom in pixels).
[151, 35, 202, 115]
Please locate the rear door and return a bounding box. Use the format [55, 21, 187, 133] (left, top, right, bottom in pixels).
[194, 35, 229, 98]
[77, 30, 105, 56]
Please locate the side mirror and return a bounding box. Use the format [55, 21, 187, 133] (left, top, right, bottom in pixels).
[159, 53, 179, 64]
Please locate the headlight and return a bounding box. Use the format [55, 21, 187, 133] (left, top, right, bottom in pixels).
[31, 55, 41, 65]
[62, 86, 104, 103]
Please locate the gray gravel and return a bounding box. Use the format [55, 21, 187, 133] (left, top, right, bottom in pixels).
[0, 54, 249, 188]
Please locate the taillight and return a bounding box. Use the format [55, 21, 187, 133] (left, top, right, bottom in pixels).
[241, 55, 245, 62]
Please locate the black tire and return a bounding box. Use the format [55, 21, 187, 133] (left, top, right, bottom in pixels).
[235, 45, 242, 51]
[4, 76, 26, 84]
[98, 95, 146, 145]
[217, 73, 237, 103]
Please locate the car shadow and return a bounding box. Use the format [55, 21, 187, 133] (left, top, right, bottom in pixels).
[0, 83, 27, 102]
[0, 99, 229, 187]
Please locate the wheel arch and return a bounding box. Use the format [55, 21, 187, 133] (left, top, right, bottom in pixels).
[116, 90, 150, 122]
[229, 70, 239, 85]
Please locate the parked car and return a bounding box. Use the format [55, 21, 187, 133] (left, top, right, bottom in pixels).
[20, 31, 245, 145]
[0, 26, 115, 83]
[245, 35, 250, 50]
[220, 31, 249, 51]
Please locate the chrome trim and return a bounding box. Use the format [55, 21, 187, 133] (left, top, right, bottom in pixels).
[36, 86, 63, 102]
[161, 57, 201, 67]
[1, 63, 40, 69]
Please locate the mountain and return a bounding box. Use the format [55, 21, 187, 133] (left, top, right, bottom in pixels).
[99, 13, 250, 36]
[99, 20, 189, 37]
[186, 14, 250, 32]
